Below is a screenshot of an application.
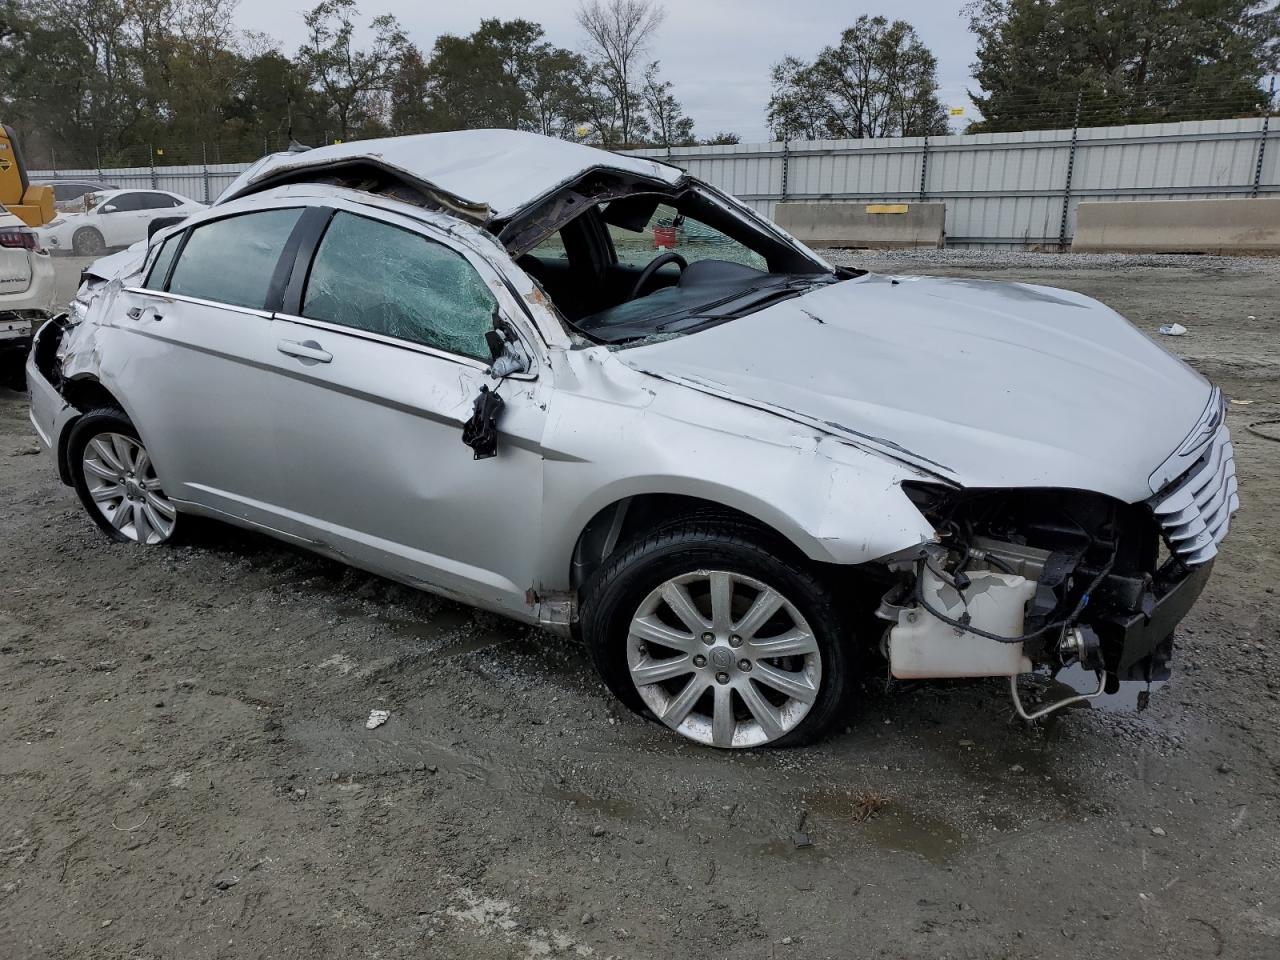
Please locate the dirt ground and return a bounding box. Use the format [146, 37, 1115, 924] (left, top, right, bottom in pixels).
[1, 251, 1278, 960]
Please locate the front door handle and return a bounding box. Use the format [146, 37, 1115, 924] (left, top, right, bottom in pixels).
[278, 339, 332, 364]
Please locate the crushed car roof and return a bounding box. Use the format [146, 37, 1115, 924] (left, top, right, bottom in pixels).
[215, 129, 686, 221]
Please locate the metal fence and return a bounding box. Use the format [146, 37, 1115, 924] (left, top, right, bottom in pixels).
[29, 116, 1279, 249]
[629, 117, 1279, 248]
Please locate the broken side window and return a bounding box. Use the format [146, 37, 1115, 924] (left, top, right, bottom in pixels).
[301, 211, 495, 362]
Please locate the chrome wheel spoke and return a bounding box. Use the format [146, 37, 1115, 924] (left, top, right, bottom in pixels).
[145, 491, 176, 519]
[660, 581, 708, 634]
[708, 571, 734, 631]
[111, 434, 137, 472]
[748, 627, 819, 658]
[662, 675, 707, 726]
[753, 662, 818, 704]
[133, 447, 152, 478]
[734, 587, 784, 641]
[109, 498, 133, 530]
[711, 685, 735, 748]
[739, 679, 786, 742]
[630, 614, 698, 653]
[630, 654, 695, 686]
[132, 502, 152, 543]
[90, 437, 127, 474]
[90, 482, 125, 503]
[83, 458, 120, 482]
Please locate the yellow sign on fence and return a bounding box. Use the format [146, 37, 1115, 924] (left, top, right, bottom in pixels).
[865, 203, 908, 215]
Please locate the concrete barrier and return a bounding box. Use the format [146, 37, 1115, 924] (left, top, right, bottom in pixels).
[1073, 198, 1280, 254]
[775, 201, 946, 249]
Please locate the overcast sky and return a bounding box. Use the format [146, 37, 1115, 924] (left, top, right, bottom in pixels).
[234, 0, 979, 142]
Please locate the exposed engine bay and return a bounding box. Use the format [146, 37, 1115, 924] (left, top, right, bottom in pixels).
[876, 486, 1212, 720]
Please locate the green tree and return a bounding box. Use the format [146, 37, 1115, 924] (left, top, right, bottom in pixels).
[297, 0, 408, 142]
[641, 60, 694, 146]
[420, 18, 590, 136]
[966, 0, 1280, 131]
[768, 16, 950, 141]
[703, 131, 741, 145]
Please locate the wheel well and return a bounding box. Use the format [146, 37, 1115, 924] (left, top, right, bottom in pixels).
[56, 377, 123, 483]
[62, 376, 122, 414]
[570, 494, 806, 590]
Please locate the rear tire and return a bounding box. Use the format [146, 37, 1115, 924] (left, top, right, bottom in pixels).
[72, 227, 106, 256]
[580, 519, 852, 748]
[68, 408, 179, 545]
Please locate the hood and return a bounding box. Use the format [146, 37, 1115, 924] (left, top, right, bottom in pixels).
[619, 274, 1211, 504]
[83, 241, 148, 284]
[215, 130, 684, 222]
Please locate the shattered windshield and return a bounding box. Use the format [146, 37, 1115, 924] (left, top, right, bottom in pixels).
[516, 189, 832, 347]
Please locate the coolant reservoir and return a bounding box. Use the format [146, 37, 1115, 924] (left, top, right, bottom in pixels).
[889, 566, 1036, 679]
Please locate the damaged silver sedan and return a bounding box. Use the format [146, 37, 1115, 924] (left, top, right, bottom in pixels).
[27, 130, 1238, 748]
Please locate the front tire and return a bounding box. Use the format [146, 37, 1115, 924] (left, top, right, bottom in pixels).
[68, 408, 179, 545]
[580, 520, 852, 748]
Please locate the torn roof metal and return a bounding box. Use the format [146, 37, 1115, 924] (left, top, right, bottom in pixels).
[215, 129, 686, 222]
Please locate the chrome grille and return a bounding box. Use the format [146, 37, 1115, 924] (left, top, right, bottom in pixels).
[1149, 421, 1238, 566]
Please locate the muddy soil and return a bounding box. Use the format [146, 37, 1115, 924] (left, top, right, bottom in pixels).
[1, 253, 1278, 960]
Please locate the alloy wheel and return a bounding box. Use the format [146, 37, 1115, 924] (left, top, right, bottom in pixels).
[80, 432, 177, 545]
[627, 570, 822, 748]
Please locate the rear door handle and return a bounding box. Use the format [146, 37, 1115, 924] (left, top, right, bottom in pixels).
[126, 306, 162, 321]
[277, 339, 332, 364]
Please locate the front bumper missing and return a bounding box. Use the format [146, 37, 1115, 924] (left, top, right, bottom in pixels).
[1095, 560, 1213, 673]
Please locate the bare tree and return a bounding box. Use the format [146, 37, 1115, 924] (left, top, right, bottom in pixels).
[575, 0, 665, 146]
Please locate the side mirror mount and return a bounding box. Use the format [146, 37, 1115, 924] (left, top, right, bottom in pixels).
[101, 204, 117, 213]
[486, 321, 530, 379]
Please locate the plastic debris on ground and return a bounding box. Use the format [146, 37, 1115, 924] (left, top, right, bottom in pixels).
[1158, 323, 1187, 336]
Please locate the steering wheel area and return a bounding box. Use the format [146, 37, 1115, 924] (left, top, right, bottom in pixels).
[630, 251, 688, 300]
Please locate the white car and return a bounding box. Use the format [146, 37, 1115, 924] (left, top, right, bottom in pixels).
[0, 202, 55, 370]
[38, 189, 205, 256]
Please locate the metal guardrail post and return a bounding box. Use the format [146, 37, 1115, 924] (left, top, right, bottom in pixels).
[1253, 76, 1276, 199]
[1057, 92, 1083, 250]
[780, 141, 789, 204]
[202, 142, 211, 204]
[919, 136, 929, 200]
[149, 143, 157, 189]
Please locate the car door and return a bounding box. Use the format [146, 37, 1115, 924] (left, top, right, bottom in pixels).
[266, 204, 550, 618]
[96, 192, 150, 246]
[109, 204, 307, 528]
[135, 192, 185, 237]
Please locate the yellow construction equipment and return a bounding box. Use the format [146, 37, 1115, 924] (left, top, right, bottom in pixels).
[0, 124, 55, 227]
